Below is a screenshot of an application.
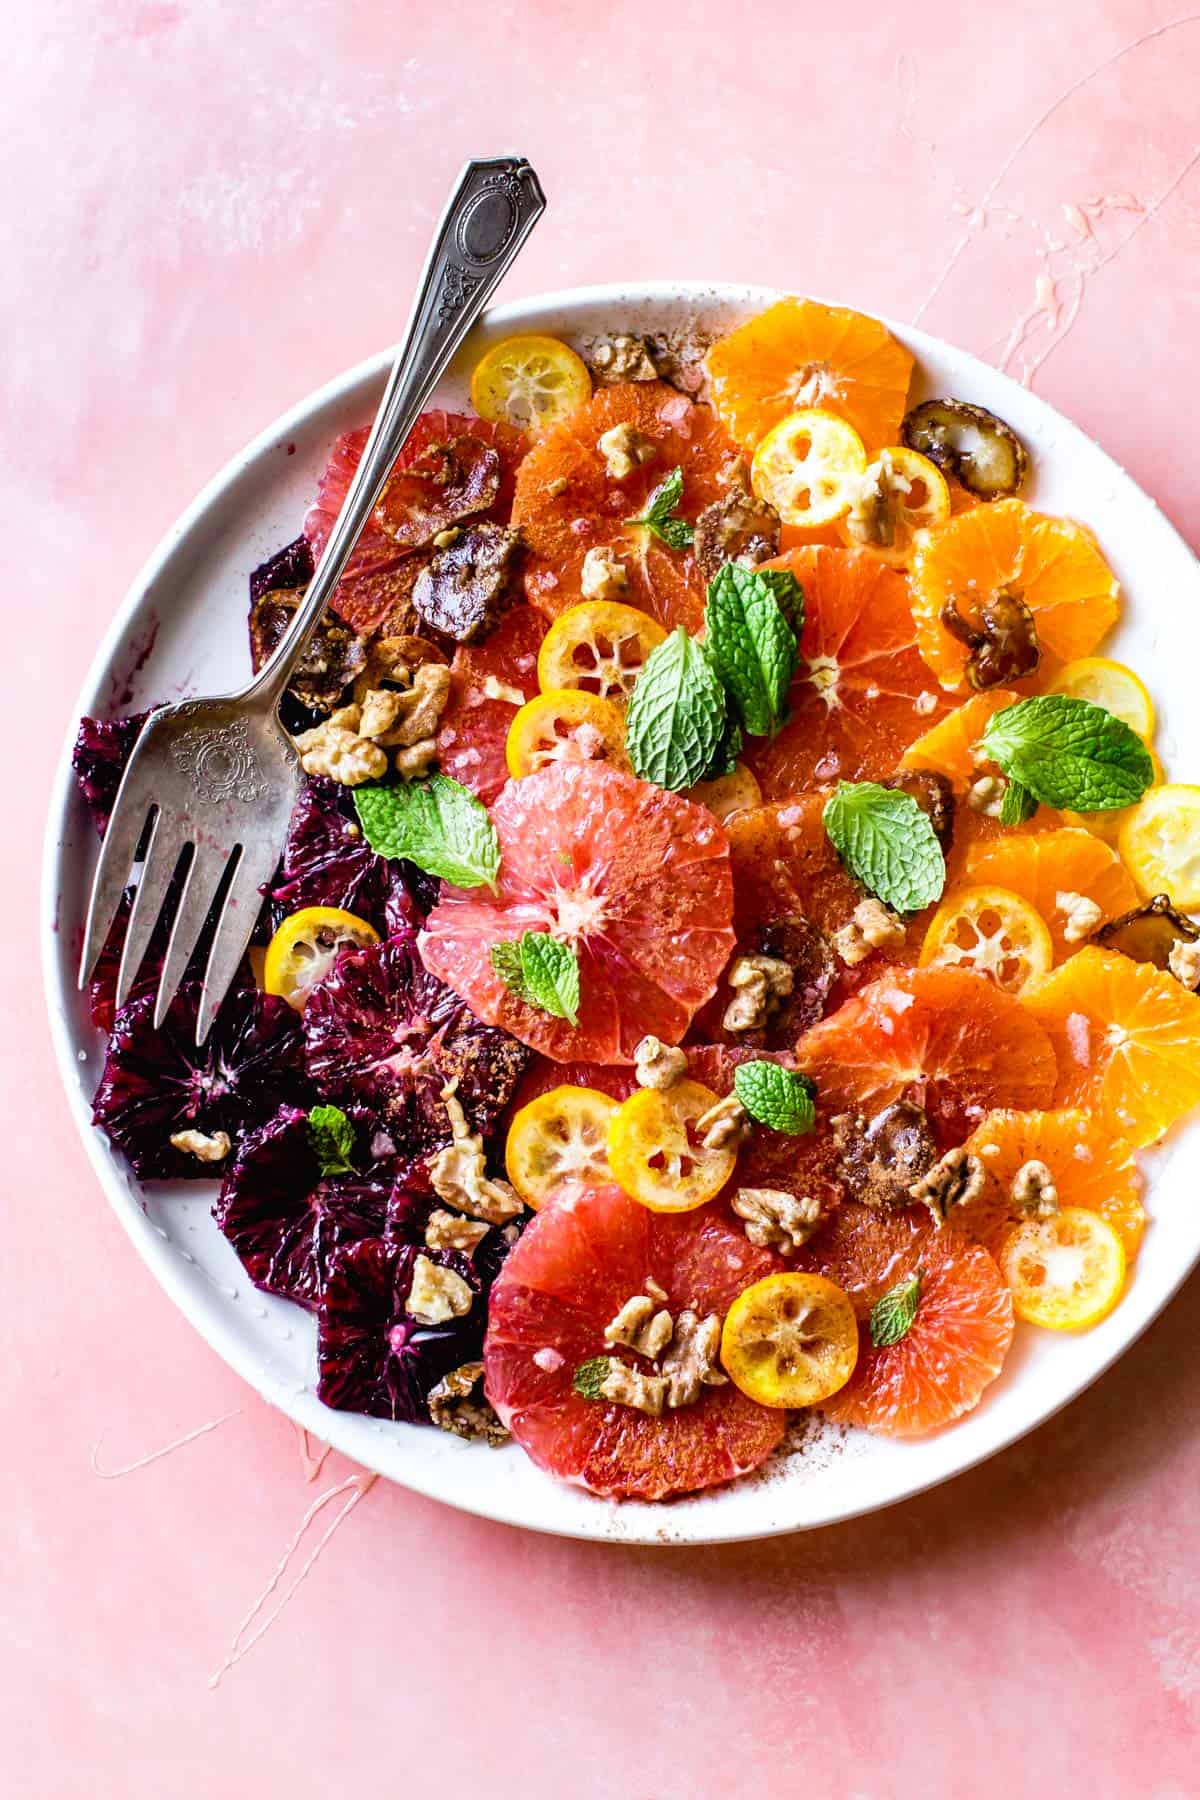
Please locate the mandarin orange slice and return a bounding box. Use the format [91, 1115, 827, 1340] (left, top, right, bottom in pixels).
[910, 500, 1120, 692]
[743, 547, 952, 798]
[899, 689, 1025, 789]
[1024, 946, 1200, 1147]
[959, 1108, 1146, 1260]
[706, 298, 914, 451]
[797, 1202, 1014, 1436]
[963, 828, 1139, 960]
[511, 380, 734, 633]
[795, 965, 1058, 1143]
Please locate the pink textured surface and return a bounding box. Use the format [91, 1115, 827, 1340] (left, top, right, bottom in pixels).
[14, 1, 1200, 1792]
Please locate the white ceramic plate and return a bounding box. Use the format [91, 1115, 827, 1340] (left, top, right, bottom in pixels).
[43, 282, 1200, 1544]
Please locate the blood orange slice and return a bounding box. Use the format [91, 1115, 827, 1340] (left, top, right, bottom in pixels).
[797, 1202, 1014, 1435]
[512, 381, 735, 632]
[745, 547, 952, 797]
[795, 965, 1058, 1143]
[436, 604, 547, 804]
[484, 1183, 785, 1498]
[418, 763, 735, 1063]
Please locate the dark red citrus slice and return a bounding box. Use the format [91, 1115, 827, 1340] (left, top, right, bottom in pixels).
[419, 763, 735, 1063]
[436, 603, 547, 804]
[797, 1202, 1014, 1435]
[745, 547, 952, 798]
[794, 965, 1057, 1145]
[484, 1182, 785, 1499]
[512, 381, 736, 632]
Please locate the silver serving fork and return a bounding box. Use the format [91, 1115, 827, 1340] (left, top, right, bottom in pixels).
[79, 156, 545, 1045]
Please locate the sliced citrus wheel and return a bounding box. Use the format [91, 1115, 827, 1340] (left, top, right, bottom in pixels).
[262, 906, 379, 1011]
[418, 763, 735, 1063]
[470, 334, 592, 432]
[437, 604, 546, 805]
[797, 1202, 1014, 1435]
[750, 409, 867, 529]
[721, 1272, 857, 1407]
[607, 1079, 737, 1212]
[960, 1108, 1145, 1259]
[706, 297, 914, 451]
[795, 965, 1058, 1143]
[899, 688, 1025, 789]
[746, 547, 952, 797]
[1048, 656, 1155, 738]
[504, 1085, 619, 1208]
[999, 1207, 1126, 1330]
[1024, 946, 1200, 1146]
[483, 1183, 785, 1499]
[919, 884, 1053, 994]
[910, 500, 1120, 692]
[536, 599, 667, 703]
[505, 689, 629, 778]
[962, 827, 1139, 960]
[837, 446, 950, 566]
[512, 381, 735, 632]
[687, 762, 762, 823]
[1118, 785, 1200, 907]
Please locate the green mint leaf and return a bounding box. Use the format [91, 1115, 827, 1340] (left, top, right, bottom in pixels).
[573, 1356, 611, 1400]
[699, 714, 744, 781]
[733, 1061, 817, 1135]
[750, 566, 806, 637]
[869, 1269, 923, 1348]
[999, 776, 1038, 827]
[354, 774, 500, 889]
[823, 781, 946, 913]
[981, 696, 1155, 812]
[625, 466, 694, 549]
[626, 626, 727, 791]
[490, 932, 580, 1025]
[704, 563, 799, 739]
[306, 1104, 357, 1178]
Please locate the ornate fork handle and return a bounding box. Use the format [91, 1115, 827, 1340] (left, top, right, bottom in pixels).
[246, 156, 545, 712]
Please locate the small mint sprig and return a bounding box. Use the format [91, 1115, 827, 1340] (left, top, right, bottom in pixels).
[999, 776, 1038, 827]
[354, 774, 500, 889]
[625, 466, 693, 549]
[733, 1062, 817, 1135]
[491, 931, 580, 1025]
[704, 564, 800, 740]
[306, 1104, 357, 1178]
[625, 626, 727, 791]
[981, 695, 1154, 812]
[823, 781, 946, 913]
[869, 1269, 923, 1347]
[573, 1357, 611, 1400]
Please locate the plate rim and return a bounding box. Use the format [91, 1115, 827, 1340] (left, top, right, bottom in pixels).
[41, 278, 1200, 1545]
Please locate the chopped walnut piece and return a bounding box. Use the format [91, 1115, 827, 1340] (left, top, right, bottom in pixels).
[595, 1357, 668, 1416]
[588, 334, 660, 384]
[695, 1092, 749, 1151]
[546, 475, 569, 497]
[722, 953, 795, 1032]
[1011, 1158, 1059, 1219]
[1056, 890, 1104, 944]
[1168, 937, 1200, 990]
[392, 738, 439, 780]
[967, 774, 1007, 817]
[580, 545, 630, 600]
[169, 1127, 232, 1163]
[406, 1253, 474, 1326]
[428, 1087, 523, 1224]
[661, 1310, 727, 1408]
[424, 1209, 491, 1255]
[604, 1294, 674, 1360]
[293, 709, 389, 786]
[634, 1034, 689, 1090]
[349, 633, 447, 705]
[909, 1146, 985, 1225]
[482, 672, 527, 706]
[432, 526, 461, 548]
[597, 422, 658, 480]
[426, 1362, 509, 1445]
[833, 899, 906, 968]
[644, 1276, 668, 1305]
[731, 1186, 822, 1252]
[363, 662, 453, 748]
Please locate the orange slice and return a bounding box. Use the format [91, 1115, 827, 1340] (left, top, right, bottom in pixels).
[910, 500, 1120, 692]
[1024, 946, 1200, 1146]
[706, 297, 914, 451]
[960, 1108, 1145, 1260]
[963, 828, 1139, 960]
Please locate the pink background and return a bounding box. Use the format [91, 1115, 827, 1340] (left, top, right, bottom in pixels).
[13, 1, 1200, 1792]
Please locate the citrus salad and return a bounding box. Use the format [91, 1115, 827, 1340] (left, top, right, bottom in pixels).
[75, 298, 1200, 1503]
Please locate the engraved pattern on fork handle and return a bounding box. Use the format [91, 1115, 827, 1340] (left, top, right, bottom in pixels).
[246, 157, 546, 715]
